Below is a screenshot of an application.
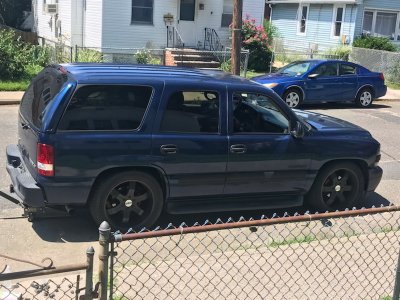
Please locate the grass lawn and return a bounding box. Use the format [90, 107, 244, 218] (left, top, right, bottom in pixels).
[387, 82, 400, 90]
[0, 79, 30, 91]
[0, 65, 42, 92]
[244, 70, 266, 79]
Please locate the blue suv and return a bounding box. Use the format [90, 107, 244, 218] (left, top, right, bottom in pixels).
[6, 64, 382, 230]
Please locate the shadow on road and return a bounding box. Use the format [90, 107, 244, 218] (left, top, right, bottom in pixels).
[29, 191, 393, 243]
[302, 102, 391, 110]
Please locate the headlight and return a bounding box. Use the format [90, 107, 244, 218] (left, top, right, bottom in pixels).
[264, 83, 279, 88]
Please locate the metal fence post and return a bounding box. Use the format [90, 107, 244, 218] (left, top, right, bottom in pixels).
[98, 222, 111, 300]
[393, 249, 400, 300]
[75, 45, 78, 62]
[84, 246, 95, 300]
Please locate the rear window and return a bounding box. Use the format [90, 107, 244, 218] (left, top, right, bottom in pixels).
[58, 85, 153, 131]
[20, 68, 67, 129]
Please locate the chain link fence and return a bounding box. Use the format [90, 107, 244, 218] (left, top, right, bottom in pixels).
[0, 247, 94, 300]
[110, 206, 400, 300]
[1, 276, 82, 300]
[271, 38, 349, 71]
[350, 47, 400, 84]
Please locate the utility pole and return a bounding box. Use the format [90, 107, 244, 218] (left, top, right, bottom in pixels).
[231, 0, 243, 75]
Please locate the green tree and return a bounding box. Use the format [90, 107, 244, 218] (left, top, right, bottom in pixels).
[0, 0, 31, 28]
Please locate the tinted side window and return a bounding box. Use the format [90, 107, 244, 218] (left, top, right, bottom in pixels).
[340, 64, 356, 75]
[160, 91, 219, 133]
[233, 92, 289, 134]
[313, 63, 338, 77]
[20, 68, 66, 128]
[58, 85, 152, 131]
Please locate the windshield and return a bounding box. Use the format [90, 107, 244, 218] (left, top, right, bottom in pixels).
[277, 61, 320, 76]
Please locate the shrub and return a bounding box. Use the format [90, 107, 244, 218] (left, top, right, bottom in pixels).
[324, 46, 352, 61]
[220, 59, 232, 72]
[0, 29, 31, 80]
[76, 48, 103, 63]
[241, 17, 274, 72]
[353, 36, 397, 52]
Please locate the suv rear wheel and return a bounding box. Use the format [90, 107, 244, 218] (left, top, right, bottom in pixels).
[89, 171, 163, 231]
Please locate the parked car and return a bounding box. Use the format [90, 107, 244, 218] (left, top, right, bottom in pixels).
[251, 60, 387, 108]
[6, 64, 382, 230]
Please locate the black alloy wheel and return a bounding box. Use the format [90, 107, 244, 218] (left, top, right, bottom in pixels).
[306, 162, 365, 211]
[90, 171, 163, 231]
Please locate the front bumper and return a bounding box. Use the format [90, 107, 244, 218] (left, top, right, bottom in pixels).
[367, 166, 383, 192]
[6, 144, 45, 208]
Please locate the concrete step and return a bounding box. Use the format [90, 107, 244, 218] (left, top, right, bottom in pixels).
[172, 54, 217, 62]
[176, 61, 221, 68]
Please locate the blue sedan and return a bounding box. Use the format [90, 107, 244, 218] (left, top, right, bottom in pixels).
[252, 60, 387, 109]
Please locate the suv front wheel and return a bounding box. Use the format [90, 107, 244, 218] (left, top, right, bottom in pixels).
[306, 162, 365, 211]
[89, 171, 163, 231]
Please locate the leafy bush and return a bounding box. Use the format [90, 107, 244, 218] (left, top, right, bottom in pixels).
[324, 46, 352, 61]
[0, 29, 31, 79]
[241, 17, 275, 72]
[353, 36, 397, 52]
[134, 50, 161, 65]
[220, 59, 232, 72]
[76, 48, 103, 63]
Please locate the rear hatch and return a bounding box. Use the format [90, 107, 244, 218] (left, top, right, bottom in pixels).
[18, 66, 69, 178]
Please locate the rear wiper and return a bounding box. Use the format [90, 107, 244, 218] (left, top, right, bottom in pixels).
[21, 122, 30, 130]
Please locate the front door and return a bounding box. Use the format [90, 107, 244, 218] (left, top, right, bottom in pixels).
[305, 62, 342, 101]
[178, 0, 197, 47]
[225, 89, 311, 198]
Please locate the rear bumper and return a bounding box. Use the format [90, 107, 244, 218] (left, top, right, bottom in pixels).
[367, 166, 383, 192]
[376, 85, 387, 99]
[6, 144, 45, 208]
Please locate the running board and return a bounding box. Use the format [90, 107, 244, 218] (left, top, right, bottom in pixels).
[166, 195, 303, 214]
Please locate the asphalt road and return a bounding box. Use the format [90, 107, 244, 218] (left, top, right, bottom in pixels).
[0, 101, 399, 267]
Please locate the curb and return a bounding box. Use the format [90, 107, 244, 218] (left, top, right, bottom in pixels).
[0, 100, 21, 105]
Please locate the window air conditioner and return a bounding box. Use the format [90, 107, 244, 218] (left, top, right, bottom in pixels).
[45, 4, 58, 14]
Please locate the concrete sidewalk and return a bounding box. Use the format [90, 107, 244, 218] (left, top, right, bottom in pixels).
[0, 87, 399, 105]
[0, 91, 24, 105]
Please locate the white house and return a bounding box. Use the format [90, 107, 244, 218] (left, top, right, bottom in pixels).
[32, 0, 266, 49]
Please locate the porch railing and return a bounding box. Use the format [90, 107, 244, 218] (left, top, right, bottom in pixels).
[166, 26, 185, 48]
[204, 27, 224, 52]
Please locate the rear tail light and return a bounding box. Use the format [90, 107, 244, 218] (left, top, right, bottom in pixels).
[379, 73, 385, 82]
[37, 143, 54, 176]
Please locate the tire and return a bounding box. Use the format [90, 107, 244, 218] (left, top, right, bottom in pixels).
[283, 88, 303, 109]
[89, 171, 163, 231]
[355, 87, 374, 108]
[305, 162, 365, 212]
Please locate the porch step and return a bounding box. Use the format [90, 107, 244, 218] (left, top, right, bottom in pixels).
[167, 48, 222, 69]
[176, 61, 221, 68]
[172, 54, 216, 62]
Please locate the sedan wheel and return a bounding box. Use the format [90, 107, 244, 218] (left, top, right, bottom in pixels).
[306, 162, 365, 211]
[284, 89, 302, 108]
[356, 88, 374, 108]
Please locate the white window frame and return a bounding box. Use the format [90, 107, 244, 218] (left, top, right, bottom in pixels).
[297, 4, 309, 36]
[331, 4, 346, 39]
[361, 8, 400, 41]
[42, 0, 58, 14]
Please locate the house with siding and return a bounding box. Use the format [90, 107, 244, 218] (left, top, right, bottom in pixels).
[32, 0, 265, 50]
[267, 0, 400, 51]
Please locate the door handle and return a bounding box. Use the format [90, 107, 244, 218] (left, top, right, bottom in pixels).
[160, 144, 178, 155]
[230, 144, 247, 154]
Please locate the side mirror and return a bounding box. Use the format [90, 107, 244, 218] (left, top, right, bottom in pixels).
[290, 121, 305, 139]
[308, 73, 319, 79]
